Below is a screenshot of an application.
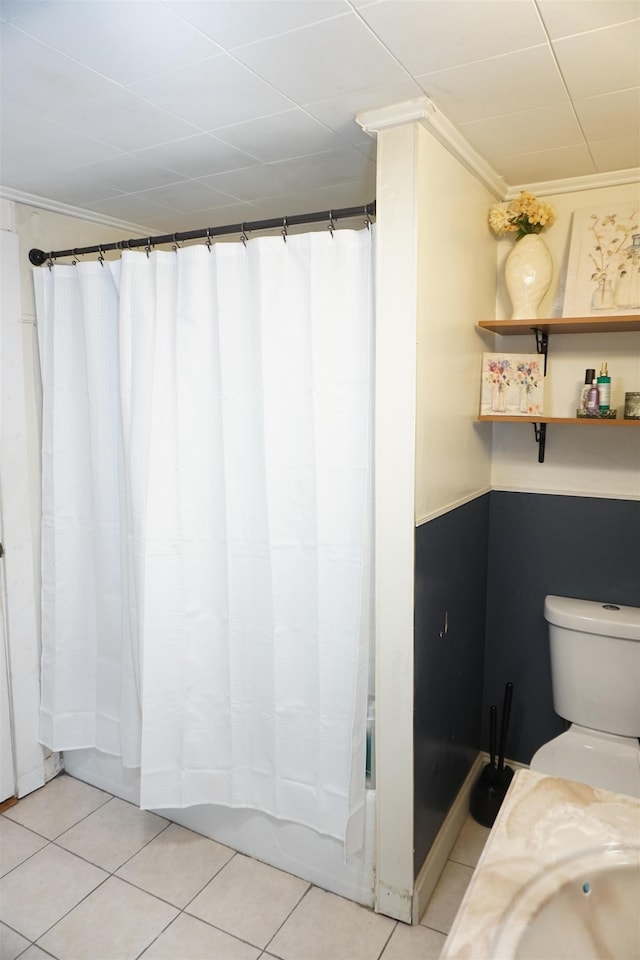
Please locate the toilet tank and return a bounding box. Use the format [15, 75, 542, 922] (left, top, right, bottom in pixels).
[544, 595, 640, 737]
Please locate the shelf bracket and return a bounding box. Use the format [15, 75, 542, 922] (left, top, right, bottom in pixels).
[533, 422, 547, 463]
[531, 328, 548, 374]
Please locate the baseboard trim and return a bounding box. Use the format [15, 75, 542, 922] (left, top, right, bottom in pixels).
[412, 752, 485, 924]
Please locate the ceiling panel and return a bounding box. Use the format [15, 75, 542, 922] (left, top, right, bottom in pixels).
[0, 0, 638, 234]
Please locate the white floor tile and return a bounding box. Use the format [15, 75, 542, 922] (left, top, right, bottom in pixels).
[0, 844, 107, 941]
[37, 876, 178, 960]
[380, 921, 446, 960]
[116, 822, 235, 907]
[187, 853, 309, 949]
[419, 861, 474, 936]
[56, 797, 168, 872]
[140, 913, 261, 959]
[449, 815, 491, 868]
[0, 921, 30, 960]
[0, 817, 48, 877]
[3, 775, 111, 840]
[268, 886, 395, 960]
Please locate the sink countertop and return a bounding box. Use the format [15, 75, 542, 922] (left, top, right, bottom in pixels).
[440, 768, 640, 960]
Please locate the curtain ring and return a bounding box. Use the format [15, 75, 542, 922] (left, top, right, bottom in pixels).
[240, 225, 248, 247]
[328, 211, 335, 237]
[47, 256, 54, 271]
[364, 210, 372, 230]
[145, 239, 152, 258]
[282, 218, 288, 243]
[206, 229, 212, 252]
[98, 247, 105, 267]
[172, 234, 181, 252]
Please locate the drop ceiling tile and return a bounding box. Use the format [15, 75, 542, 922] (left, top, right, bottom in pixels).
[132, 55, 293, 131]
[303, 179, 376, 212]
[212, 110, 346, 163]
[417, 45, 568, 124]
[3, 118, 122, 171]
[494, 143, 596, 185]
[537, 1, 639, 40]
[573, 88, 640, 140]
[83, 193, 176, 227]
[458, 102, 584, 160]
[74, 154, 188, 194]
[13, 0, 221, 85]
[303, 79, 422, 142]
[166, 0, 348, 48]
[138, 180, 239, 214]
[274, 146, 376, 188]
[141, 201, 259, 234]
[134, 134, 261, 179]
[0, 150, 64, 190]
[0, 98, 40, 130]
[552, 21, 640, 99]
[46, 89, 201, 153]
[0, 25, 121, 114]
[590, 135, 640, 172]
[0, 0, 48, 22]
[201, 164, 303, 203]
[357, 0, 547, 75]
[10, 169, 123, 206]
[231, 12, 406, 103]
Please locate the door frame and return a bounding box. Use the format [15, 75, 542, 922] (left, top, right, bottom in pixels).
[0, 201, 45, 797]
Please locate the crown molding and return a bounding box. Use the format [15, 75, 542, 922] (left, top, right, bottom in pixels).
[0, 185, 148, 236]
[357, 98, 640, 201]
[506, 168, 640, 199]
[356, 96, 434, 133]
[358, 97, 507, 200]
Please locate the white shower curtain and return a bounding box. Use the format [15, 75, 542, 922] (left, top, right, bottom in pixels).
[34, 227, 373, 853]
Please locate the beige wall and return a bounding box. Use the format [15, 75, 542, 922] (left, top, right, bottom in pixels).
[415, 129, 494, 523]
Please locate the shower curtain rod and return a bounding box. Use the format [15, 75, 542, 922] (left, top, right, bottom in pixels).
[29, 200, 376, 266]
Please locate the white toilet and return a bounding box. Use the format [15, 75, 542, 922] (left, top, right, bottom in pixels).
[530, 594, 640, 798]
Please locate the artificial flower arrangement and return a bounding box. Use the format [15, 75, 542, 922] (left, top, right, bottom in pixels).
[488, 191, 556, 240]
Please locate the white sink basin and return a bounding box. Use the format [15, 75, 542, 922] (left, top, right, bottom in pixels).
[490, 844, 640, 960]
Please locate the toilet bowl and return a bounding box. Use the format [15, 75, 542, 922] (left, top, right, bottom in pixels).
[530, 595, 640, 799]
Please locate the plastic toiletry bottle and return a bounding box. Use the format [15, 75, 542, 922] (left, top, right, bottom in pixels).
[597, 362, 611, 412]
[586, 380, 599, 415]
[579, 368, 596, 414]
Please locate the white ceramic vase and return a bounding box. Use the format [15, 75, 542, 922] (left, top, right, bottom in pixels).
[504, 234, 553, 321]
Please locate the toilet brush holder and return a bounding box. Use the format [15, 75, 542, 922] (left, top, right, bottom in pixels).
[470, 683, 515, 828]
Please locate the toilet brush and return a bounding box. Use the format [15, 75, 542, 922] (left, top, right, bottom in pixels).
[470, 683, 515, 828]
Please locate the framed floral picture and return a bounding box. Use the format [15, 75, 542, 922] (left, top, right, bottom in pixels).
[480, 353, 544, 417]
[562, 202, 640, 316]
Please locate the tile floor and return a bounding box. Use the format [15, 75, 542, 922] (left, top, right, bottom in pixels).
[0, 774, 490, 960]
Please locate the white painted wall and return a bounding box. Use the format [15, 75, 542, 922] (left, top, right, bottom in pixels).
[371, 120, 420, 923]
[489, 182, 640, 497]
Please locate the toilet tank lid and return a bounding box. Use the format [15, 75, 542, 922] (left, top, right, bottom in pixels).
[544, 595, 640, 641]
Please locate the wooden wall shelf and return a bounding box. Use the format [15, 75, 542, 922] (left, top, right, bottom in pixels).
[478, 315, 640, 336]
[478, 416, 639, 425]
[476, 314, 640, 461]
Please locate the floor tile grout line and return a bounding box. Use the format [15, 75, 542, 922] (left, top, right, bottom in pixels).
[2, 780, 115, 844]
[31, 871, 113, 951]
[0, 835, 55, 881]
[375, 917, 399, 960]
[261, 880, 315, 954]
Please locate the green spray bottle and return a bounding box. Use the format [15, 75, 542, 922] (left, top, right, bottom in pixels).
[597, 362, 611, 412]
